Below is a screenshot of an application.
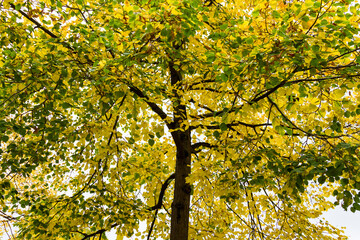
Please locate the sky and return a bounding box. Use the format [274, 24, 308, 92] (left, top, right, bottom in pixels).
[322, 206, 360, 240]
[2, 207, 359, 239]
[104, 207, 360, 240]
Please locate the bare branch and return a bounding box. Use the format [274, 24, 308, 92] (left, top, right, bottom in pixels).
[190, 105, 244, 119]
[10, 4, 75, 51]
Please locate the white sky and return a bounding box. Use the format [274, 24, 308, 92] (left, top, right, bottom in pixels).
[2, 207, 359, 239]
[322, 207, 360, 240]
[103, 207, 360, 240]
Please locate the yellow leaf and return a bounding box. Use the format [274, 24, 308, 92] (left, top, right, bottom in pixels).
[333, 88, 346, 100]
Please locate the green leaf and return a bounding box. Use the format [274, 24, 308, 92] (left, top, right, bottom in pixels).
[13, 125, 26, 136]
[302, 15, 310, 22]
[213, 131, 220, 139]
[245, 37, 253, 45]
[205, 51, 216, 62]
[128, 138, 135, 144]
[219, 123, 227, 131]
[344, 111, 351, 118]
[275, 125, 285, 135]
[252, 9, 260, 17]
[341, 178, 349, 186]
[61, 102, 73, 109]
[312, 45, 320, 52]
[1, 135, 9, 142]
[148, 138, 155, 146]
[272, 11, 281, 19]
[161, 27, 171, 37]
[353, 202, 360, 211]
[318, 175, 326, 184]
[220, 24, 228, 30]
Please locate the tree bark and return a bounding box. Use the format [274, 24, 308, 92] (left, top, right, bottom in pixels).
[169, 63, 192, 240]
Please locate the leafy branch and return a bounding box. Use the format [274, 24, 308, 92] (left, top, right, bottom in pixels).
[267, 97, 346, 140]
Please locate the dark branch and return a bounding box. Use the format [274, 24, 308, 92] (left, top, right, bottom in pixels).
[11, 4, 59, 38]
[249, 79, 288, 104]
[0, 211, 17, 221]
[305, 0, 322, 35]
[80, 229, 105, 240]
[191, 142, 215, 153]
[10, 4, 75, 52]
[190, 72, 360, 120]
[191, 79, 289, 119]
[191, 87, 222, 93]
[188, 79, 216, 89]
[147, 209, 158, 240]
[107, 94, 127, 146]
[288, 74, 360, 85]
[146, 173, 177, 239]
[148, 173, 176, 211]
[189, 98, 216, 115]
[190, 105, 243, 119]
[204, 0, 218, 7]
[251, 72, 360, 105]
[190, 87, 237, 95]
[129, 86, 168, 122]
[327, 48, 360, 63]
[77, 223, 119, 240]
[190, 122, 271, 131]
[295, 63, 357, 72]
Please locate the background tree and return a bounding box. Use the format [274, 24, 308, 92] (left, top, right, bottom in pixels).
[1, 0, 360, 239]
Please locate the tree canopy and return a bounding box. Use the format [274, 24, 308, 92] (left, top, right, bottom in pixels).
[1, 0, 360, 239]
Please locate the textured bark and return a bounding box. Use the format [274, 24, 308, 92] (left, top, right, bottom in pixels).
[169, 63, 192, 240]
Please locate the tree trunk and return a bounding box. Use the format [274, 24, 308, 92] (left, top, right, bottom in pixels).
[169, 63, 192, 240]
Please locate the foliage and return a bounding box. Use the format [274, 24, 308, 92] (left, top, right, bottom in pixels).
[1, 0, 360, 239]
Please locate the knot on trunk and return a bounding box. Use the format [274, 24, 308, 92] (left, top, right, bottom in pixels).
[182, 183, 192, 194]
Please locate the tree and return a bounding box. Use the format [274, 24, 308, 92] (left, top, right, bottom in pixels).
[1, 0, 360, 239]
